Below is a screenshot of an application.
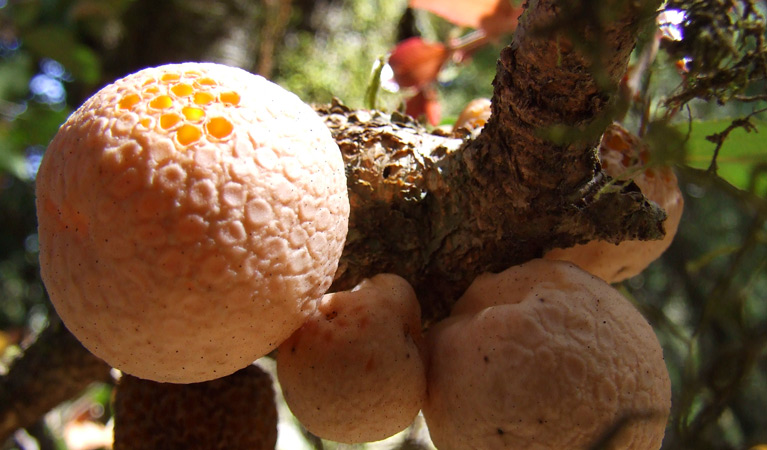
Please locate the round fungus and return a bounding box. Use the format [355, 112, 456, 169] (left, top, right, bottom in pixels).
[36, 62, 349, 383]
[423, 259, 671, 450]
[453, 97, 491, 132]
[276, 274, 427, 443]
[545, 123, 684, 283]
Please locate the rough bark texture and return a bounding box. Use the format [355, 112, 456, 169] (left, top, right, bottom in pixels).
[326, 0, 665, 321]
[113, 365, 277, 450]
[0, 320, 111, 441]
[1, 0, 667, 444]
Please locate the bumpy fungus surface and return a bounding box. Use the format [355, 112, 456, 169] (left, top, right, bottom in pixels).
[113, 364, 277, 450]
[36, 62, 349, 383]
[423, 259, 671, 450]
[453, 97, 491, 132]
[277, 274, 427, 443]
[545, 123, 684, 283]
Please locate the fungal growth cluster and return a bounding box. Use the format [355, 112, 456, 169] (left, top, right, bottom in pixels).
[271, 261, 672, 449]
[35, 62, 677, 449]
[277, 274, 427, 443]
[545, 123, 684, 283]
[36, 62, 350, 383]
[423, 259, 671, 449]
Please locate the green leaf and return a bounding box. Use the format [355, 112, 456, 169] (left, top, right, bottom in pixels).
[364, 56, 386, 110]
[680, 118, 767, 193]
[21, 25, 101, 84]
[0, 53, 34, 101]
[0, 132, 27, 180]
[0, 103, 70, 180]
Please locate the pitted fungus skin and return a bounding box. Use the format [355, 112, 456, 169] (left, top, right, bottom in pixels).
[36, 63, 350, 383]
[276, 274, 427, 443]
[423, 259, 671, 450]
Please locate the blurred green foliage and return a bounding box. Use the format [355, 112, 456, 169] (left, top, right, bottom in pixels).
[682, 118, 767, 194]
[629, 167, 767, 448]
[276, 0, 405, 107]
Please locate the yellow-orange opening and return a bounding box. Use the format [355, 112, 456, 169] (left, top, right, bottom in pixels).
[118, 94, 141, 110]
[206, 117, 234, 139]
[195, 77, 217, 87]
[160, 114, 182, 130]
[171, 83, 194, 97]
[161, 73, 181, 83]
[177, 124, 202, 146]
[193, 92, 215, 106]
[219, 91, 241, 106]
[149, 95, 173, 110]
[182, 107, 205, 122]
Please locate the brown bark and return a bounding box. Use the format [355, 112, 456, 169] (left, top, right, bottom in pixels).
[103, 0, 264, 83]
[327, 0, 665, 321]
[1, 0, 667, 443]
[113, 365, 277, 450]
[0, 320, 111, 441]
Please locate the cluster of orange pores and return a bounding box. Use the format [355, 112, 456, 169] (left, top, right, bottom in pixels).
[116, 72, 241, 147]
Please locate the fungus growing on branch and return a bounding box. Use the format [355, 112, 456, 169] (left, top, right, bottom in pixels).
[277, 274, 427, 443]
[35, 62, 349, 383]
[544, 123, 684, 283]
[423, 259, 671, 449]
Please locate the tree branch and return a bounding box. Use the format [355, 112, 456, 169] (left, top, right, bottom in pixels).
[328, 0, 667, 321]
[0, 320, 111, 442]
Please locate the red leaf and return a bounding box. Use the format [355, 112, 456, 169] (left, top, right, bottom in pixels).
[406, 87, 441, 126]
[409, 0, 522, 37]
[389, 37, 449, 89]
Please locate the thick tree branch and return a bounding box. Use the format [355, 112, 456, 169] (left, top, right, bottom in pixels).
[0, 320, 111, 442]
[329, 0, 667, 321]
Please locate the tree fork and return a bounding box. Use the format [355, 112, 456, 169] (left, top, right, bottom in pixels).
[328, 0, 666, 321]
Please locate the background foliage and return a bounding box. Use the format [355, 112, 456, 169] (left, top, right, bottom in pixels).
[1, 0, 766, 449]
